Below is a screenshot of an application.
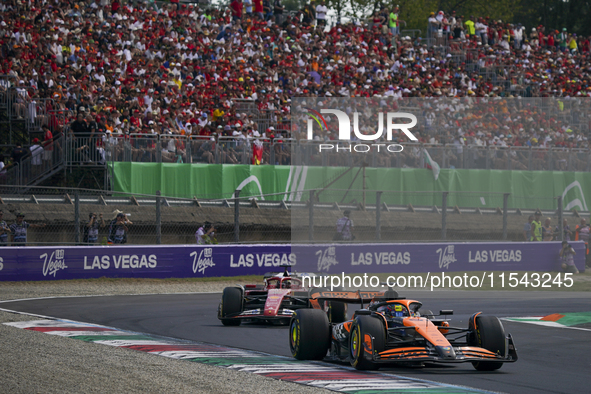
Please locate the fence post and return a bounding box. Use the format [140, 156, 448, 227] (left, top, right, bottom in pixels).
[502, 193, 509, 240]
[270, 141, 276, 165]
[234, 188, 241, 243]
[74, 191, 80, 244]
[156, 190, 162, 245]
[309, 189, 315, 241]
[441, 192, 448, 240]
[557, 196, 564, 242]
[376, 191, 382, 241]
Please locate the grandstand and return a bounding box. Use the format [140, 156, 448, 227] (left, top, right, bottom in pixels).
[0, 0, 590, 191]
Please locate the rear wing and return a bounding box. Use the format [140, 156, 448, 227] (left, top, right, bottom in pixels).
[309, 289, 395, 304]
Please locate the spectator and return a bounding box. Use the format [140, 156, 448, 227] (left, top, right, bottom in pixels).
[0, 155, 6, 182]
[30, 138, 44, 176]
[558, 28, 568, 52]
[302, 2, 316, 26]
[559, 241, 578, 274]
[568, 33, 578, 54]
[316, 0, 328, 28]
[428, 12, 439, 38]
[83, 213, 106, 245]
[10, 212, 46, 246]
[70, 112, 89, 136]
[531, 212, 542, 241]
[388, 6, 402, 37]
[574, 218, 590, 266]
[523, 215, 533, 241]
[230, 0, 243, 21]
[196, 222, 217, 245]
[555, 218, 572, 242]
[0, 210, 11, 246]
[244, 0, 253, 16]
[108, 211, 132, 245]
[465, 15, 476, 38]
[574, 218, 589, 243]
[254, 0, 264, 19]
[542, 218, 554, 241]
[475, 17, 487, 44]
[42, 125, 55, 166]
[262, 0, 272, 20]
[11, 143, 28, 167]
[334, 210, 354, 241]
[274, 0, 285, 26]
[453, 17, 464, 39]
[514, 23, 524, 49]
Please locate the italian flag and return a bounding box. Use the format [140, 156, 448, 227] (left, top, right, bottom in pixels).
[423, 149, 440, 181]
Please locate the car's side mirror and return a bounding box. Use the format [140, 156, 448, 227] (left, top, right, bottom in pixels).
[439, 310, 454, 315]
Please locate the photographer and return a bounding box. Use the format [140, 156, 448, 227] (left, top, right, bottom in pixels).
[334, 210, 355, 241]
[108, 211, 132, 245]
[0, 210, 11, 246]
[559, 241, 578, 274]
[83, 213, 105, 245]
[10, 213, 46, 246]
[196, 222, 218, 245]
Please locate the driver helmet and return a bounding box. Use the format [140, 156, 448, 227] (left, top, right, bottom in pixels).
[282, 280, 291, 289]
[377, 304, 408, 318]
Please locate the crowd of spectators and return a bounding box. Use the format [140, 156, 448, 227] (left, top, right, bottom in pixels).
[1, 0, 591, 168]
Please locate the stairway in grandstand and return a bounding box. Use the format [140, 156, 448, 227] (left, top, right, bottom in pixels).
[0, 76, 66, 191]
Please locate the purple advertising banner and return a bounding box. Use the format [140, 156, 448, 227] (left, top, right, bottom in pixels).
[0, 242, 584, 282]
[296, 241, 586, 275]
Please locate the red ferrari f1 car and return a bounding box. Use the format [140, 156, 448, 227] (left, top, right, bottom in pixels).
[218, 266, 347, 325]
[289, 289, 518, 371]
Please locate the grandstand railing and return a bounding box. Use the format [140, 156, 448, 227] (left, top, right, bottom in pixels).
[231, 98, 257, 115]
[2, 133, 66, 188]
[66, 132, 591, 172]
[32, 132, 591, 173]
[92, 133, 296, 166]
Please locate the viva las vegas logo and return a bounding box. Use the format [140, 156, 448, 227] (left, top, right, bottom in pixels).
[305, 108, 418, 153]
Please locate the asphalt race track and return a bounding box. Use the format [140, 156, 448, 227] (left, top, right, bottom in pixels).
[2, 290, 590, 394]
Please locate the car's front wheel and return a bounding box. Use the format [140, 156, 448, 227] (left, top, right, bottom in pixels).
[219, 287, 243, 326]
[289, 309, 330, 360]
[349, 315, 385, 370]
[470, 315, 506, 371]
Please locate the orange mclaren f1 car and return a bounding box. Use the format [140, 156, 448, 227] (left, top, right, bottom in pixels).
[289, 289, 518, 371]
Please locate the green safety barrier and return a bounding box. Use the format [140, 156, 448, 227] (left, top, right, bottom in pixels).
[111, 162, 591, 211]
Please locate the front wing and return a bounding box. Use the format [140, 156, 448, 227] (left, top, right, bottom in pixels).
[370, 334, 518, 365]
[221, 307, 296, 321]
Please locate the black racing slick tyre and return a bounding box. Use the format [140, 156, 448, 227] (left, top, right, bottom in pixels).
[349, 315, 385, 370]
[471, 315, 506, 371]
[220, 287, 243, 326]
[289, 309, 330, 360]
[328, 301, 347, 323]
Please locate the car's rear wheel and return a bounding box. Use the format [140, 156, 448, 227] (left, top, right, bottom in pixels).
[289, 309, 330, 360]
[349, 315, 385, 370]
[471, 315, 506, 371]
[328, 301, 347, 323]
[219, 287, 243, 326]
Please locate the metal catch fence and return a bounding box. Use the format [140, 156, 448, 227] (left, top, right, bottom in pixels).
[0, 187, 579, 247]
